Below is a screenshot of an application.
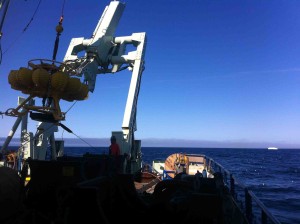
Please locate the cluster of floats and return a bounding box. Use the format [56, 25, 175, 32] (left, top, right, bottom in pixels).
[7, 59, 88, 121]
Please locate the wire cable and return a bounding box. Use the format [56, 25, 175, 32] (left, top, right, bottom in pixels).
[52, 0, 66, 61]
[0, 0, 10, 64]
[2, 0, 42, 56]
[64, 101, 77, 114]
[22, 0, 41, 33]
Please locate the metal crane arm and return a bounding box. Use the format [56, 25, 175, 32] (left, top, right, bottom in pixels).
[63, 1, 147, 160]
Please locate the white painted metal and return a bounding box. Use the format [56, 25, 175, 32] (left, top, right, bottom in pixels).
[4, 1, 146, 173]
[1, 97, 33, 153]
[63, 1, 147, 173]
[33, 122, 58, 160]
[63, 1, 126, 92]
[121, 33, 146, 139]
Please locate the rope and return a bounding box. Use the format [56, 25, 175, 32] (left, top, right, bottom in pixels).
[58, 100, 97, 148]
[52, 24, 61, 61]
[61, 0, 65, 16]
[22, 0, 42, 33]
[70, 131, 97, 149]
[0, 0, 10, 35]
[58, 122, 97, 149]
[0, 39, 2, 65]
[65, 101, 77, 114]
[52, 0, 65, 61]
[2, 118, 96, 165]
[2, 0, 42, 56]
[0, 0, 10, 65]
[2, 123, 97, 165]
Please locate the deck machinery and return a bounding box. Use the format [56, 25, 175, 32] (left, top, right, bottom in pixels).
[2, 1, 146, 174]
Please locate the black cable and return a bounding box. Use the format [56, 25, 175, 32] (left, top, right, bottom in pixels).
[0, 0, 10, 36]
[0, 39, 2, 64]
[22, 0, 41, 33]
[71, 132, 96, 149]
[52, 0, 65, 61]
[2, 0, 42, 55]
[0, 0, 10, 65]
[52, 33, 60, 61]
[59, 122, 96, 149]
[65, 101, 77, 114]
[61, 0, 65, 17]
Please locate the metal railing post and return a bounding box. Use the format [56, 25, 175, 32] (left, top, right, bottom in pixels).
[230, 174, 235, 197]
[262, 210, 267, 224]
[245, 188, 253, 224]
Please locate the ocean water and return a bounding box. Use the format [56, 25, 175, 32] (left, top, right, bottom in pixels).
[63, 146, 300, 224]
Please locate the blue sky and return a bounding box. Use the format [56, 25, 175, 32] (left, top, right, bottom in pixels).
[0, 0, 300, 148]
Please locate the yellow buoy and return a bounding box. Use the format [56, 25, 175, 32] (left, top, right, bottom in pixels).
[51, 71, 69, 92]
[76, 83, 89, 100]
[17, 67, 33, 88]
[56, 24, 63, 33]
[31, 68, 51, 97]
[62, 77, 82, 101]
[8, 70, 22, 91]
[32, 68, 50, 88]
[65, 77, 81, 94]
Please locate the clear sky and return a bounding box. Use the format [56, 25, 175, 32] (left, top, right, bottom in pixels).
[0, 0, 300, 148]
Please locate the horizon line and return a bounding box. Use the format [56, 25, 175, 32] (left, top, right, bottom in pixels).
[1, 137, 300, 149]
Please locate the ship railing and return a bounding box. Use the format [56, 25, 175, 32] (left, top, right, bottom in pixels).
[205, 156, 281, 224]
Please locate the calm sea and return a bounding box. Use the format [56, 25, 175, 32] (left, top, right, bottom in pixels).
[63, 146, 300, 224]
